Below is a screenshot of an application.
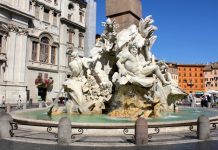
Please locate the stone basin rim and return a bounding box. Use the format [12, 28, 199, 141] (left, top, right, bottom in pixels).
[10, 107, 218, 128]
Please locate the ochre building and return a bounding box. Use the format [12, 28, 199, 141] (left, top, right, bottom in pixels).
[178, 64, 205, 94]
[204, 62, 218, 91]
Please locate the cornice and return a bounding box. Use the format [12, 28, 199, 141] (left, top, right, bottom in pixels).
[69, 0, 87, 8]
[0, 3, 34, 20]
[60, 18, 86, 31]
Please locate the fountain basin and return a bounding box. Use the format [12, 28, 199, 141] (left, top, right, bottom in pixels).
[10, 107, 218, 128]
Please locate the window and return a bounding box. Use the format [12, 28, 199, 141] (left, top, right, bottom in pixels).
[32, 35, 57, 65]
[184, 68, 186, 71]
[201, 79, 203, 83]
[54, 0, 58, 5]
[44, 73, 48, 79]
[184, 73, 186, 77]
[189, 73, 191, 77]
[195, 73, 197, 77]
[32, 41, 38, 61]
[215, 83, 217, 87]
[39, 72, 42, 77]
[195, 79, 197, 83]
[51, 46, 56, 64]
[200, 73, 203, 77]
[189, 68, 191, 71]
[201, 85, 204, 88]
[68, 29, 74, 44]
[39, 37, 50, 63]
[68, 4, 74, 10]
[195, 85, 197, 88]
[43, 8, 50, 23]
[53, 13, 57, 26]
[79, 33, 84, 49]
[79, 12, 83, 22]
[35, 5, 40, 19]
[0, 35, 2, 53]
[195, 68, 197, 71]
[29, 1, 32, 11]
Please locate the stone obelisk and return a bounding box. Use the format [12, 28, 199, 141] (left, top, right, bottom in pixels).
[106, 0, 142, 31]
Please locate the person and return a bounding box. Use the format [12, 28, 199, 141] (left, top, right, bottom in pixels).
[201, 95, 204, 107]
[116, 43, 171, 87]
[1, 96, 5, 106]
[17, 95, 22, 109]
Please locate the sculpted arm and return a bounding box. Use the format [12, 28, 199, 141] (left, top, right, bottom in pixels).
[116, 53, 128, 76]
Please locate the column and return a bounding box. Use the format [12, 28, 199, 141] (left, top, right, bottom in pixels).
[36, 42, 40, 62]
[13, 33, 22, 82]
[19, 34, 27, 82]
[48, 45, 51, 64]
[4, 32, 16, 82]
[57, 13, 61, 28]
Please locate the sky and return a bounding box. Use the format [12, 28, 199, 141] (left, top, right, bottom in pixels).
[95, 0, 218, 64]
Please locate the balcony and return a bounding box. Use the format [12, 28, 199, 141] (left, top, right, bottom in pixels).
[187, 82, 194, 89]
[27, 61, 58, 73]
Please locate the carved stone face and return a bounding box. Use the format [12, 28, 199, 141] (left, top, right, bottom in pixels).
[129, 46, 138, 57]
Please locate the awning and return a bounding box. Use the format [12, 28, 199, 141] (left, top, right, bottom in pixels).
[195, 92, 204, 95]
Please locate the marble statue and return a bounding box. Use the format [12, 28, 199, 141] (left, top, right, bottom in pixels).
[49, 16, 186, 118]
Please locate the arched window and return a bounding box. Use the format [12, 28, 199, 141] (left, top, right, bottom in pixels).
[31, 34, 57, 65]
[39, 37, 50, 63]
[68, 4, 74, 10]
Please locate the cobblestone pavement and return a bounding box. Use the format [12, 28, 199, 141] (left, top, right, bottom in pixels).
[1, 105, 218, 149]
[0, 124, 216, 149]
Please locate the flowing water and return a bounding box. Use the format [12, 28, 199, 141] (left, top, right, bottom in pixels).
[14, 107, 218, 123]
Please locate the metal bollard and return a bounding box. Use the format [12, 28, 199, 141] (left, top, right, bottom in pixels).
[135, 117, 148, 145]
[58, 117, 72, 145]
[197, 115, 210, 140]
[22, 103, 27, 109]
[6, 104, 11, 113]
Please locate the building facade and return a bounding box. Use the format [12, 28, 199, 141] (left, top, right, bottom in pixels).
[166, 62, 178, 85]
[204, 62, 218, 91]
[0, 0, 96, 104]
[178, 64, 205, 94]
[0, 0, 33, 103]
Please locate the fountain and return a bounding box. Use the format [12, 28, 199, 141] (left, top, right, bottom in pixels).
[47, 15, 186, 120]
[9, 15, 218, 132]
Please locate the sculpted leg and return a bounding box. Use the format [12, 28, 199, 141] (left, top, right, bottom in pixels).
[154, 67, 170, 86]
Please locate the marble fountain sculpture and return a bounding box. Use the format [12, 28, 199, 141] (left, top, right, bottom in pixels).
[49, 15, 186, 119]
